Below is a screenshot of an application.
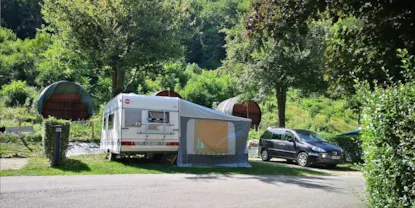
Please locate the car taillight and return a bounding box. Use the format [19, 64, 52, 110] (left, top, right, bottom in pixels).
[166, 142, 179, 146]
[121, 142, 134, 146]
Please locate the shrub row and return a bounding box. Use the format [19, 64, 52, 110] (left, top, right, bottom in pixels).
[0, 132, 42, 143]
[358, 51, 415, 207]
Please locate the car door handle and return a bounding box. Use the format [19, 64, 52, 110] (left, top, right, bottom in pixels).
[279, 143, 285, 146]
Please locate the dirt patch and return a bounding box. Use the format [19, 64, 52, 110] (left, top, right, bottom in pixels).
[0, 158, 28, 171]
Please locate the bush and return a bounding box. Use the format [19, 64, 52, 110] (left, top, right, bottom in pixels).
[0, 134, 19, 143]
[326, 135, 363, 163]
[0, 80, 35, 107]
[357, 50, 415, 207]
[69, 121, 101, 142]
[0, 132, 42, 143]
[248, 129, 260, 141]
[42, 118, 70, 165]
[26, 132, 42, 142]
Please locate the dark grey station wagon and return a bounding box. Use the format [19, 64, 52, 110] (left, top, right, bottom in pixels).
[259, 128, 344, 168]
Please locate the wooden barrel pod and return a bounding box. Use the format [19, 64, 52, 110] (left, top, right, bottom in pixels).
[37, 81, 93, 120]
[152, 90, 182, 99]
[216, 97, 261, 129]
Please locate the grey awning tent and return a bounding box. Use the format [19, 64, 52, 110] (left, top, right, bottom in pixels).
[177, 99, 252, 168]
[37, 81, 94, 119]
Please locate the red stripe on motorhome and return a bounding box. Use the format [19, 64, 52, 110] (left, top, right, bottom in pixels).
[120, 139, 179, 141]
[121, 141, 179, 146]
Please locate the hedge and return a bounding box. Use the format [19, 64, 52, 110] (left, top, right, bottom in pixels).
[358, 50, 415, 207]
[0, 132, 42, 143]
[325, 135, 363, 163]
[42, 118, 70, 165]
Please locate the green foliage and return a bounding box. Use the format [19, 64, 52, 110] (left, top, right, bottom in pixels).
[0, 80, 37, 107]
[25, 132, 42, 142]
[144, 61, 193, 93]
[178, 70, 238, 107]
[325, 135, 363, 163]
[258, 90, 358, 134]
[358, 50, 415, 207]
[42, 118, 71, 164]
[0, 0, 43, 39]
[183, 0, 249, 69]
[0, 27, 52, 87]
[69, 121, 101, 143]
[0, 134, 20, 143]
[224, 19, 329, 127]
[248, 129, 261, 141]
[0, 132, 43, 144]
[42, 0, 184, 95]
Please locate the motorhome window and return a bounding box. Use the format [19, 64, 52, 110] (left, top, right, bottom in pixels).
[148, 111, 169, 123]
[108, 114, 114, 129]
[125, 109, 142, 126]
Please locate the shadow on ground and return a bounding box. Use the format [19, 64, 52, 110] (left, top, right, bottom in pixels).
[112, 156, 329, 177]
[108, 156, 340, 192]
[53, 159, 91, 172]
[185, 174, 342, 193]
[255, 158, 360, 173]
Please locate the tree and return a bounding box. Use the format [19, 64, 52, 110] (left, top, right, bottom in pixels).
[224, 20, 328, 127]
[0, 27, 50, 87]
[145, 61, 192, 93]
[0, 0, 43, 39]
[42, 0, 184, 96]
[183, 0, 249, 69]
[179, 70, 238, 108]
[246, 0, 415, 94]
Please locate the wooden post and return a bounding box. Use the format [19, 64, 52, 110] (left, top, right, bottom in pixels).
[246, 102, 249, 118]
[18, 119, 22, 135]
[91, 121, 95, 138]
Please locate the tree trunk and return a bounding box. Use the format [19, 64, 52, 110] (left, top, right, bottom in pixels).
[276, 86, 287, 128]
[111, 69, 118, 97]
[116, 68, 125, 91]
[111, 67, 126, 97]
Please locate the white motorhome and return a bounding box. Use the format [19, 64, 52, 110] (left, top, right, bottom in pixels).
[100, 93, 252, 167]
[100, 94, 180, 160]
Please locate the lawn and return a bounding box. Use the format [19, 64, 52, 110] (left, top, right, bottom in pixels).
[0, 142, 42, 158]
[0, 154, 329, 176]
[337, 163, 362, 171]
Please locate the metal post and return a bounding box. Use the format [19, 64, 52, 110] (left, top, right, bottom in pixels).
[53, 125, 62, 166]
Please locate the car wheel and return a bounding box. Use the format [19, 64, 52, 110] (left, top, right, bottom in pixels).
[326, 164, 337, 169]
[261, 149, 271, 161]
[297, 152, 310, 167]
